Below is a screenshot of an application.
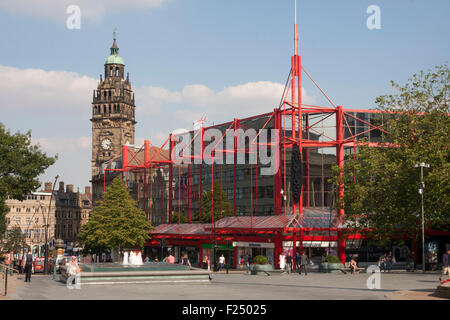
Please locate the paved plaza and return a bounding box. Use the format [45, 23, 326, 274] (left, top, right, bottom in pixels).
[6, 271, 447, 300]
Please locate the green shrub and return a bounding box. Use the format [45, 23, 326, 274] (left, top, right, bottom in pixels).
[253, 255, 268, 265]
[324, 255, 341, 263]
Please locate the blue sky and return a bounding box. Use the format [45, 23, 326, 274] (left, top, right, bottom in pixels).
[0, 0, 449, 190]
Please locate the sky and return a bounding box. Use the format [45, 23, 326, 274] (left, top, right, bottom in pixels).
[0, 0, 449, 191]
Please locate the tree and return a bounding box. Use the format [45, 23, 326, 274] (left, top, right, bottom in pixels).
[78, 176, 152, 256]
[332, 64, 450, 243]
[0, 124, 56, 235]
[3, 226, 26, 254]
[188, 183, 234, 223]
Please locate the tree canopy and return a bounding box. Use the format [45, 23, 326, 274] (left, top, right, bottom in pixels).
[332, 64, 450, 242]
[179, 183, 233, 223]
[0, 124, 56, 235]
[78, 176, 152, 255]
[2, 226, 26, 254]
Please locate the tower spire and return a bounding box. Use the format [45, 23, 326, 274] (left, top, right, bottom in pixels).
[111, 28, 119, 55]
[294, 0, 299, 56]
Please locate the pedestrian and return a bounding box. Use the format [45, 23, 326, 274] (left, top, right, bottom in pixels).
[439, 249, 450, 282]
[378, 254, 387, 272]
[219, 254, 225, 271]
[167, 252, 175, 264]
[279, 252, 286, 271]
[246, 254, 252, 274]
[67, 256, 81, 285]
[202, 255, 209, 270]
[24, 250, 33, 283]
[299, 252, 309, 275]
[19, 255, 25, 274]
[181, 254, 191, 268]
[285, 253, 292, 274]
[295, 251, 301, 273]
[239, 256, 244, 270]
[386, 251, 393, 272]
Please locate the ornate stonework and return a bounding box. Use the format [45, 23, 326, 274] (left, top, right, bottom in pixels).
[91, 34, 136, 202]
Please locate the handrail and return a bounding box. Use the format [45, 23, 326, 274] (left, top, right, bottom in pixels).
[0, 264, 20, 273]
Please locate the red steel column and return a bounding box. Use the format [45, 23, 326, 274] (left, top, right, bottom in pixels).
[233, 118, 238, 216]
[336, 106, 344, 219]
[169, 134, 173, 224]
[122, 145, 128, 185]
[274, 109, 282, 215]
[337, 230, 346, 264]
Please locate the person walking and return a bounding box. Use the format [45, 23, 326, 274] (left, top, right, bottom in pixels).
[279, 253, 286, 271]
[181, 254, 191, 268]
[439, 249, 450, 282]
[246, 254, 253, 274]
[285, 254, 292, 274]
[24, 251, 33, 283]
[295, 251, 301, 273]
[219, 254, 225, 271]
[299, 252, 309, 275]
[386, 251, 393, 272]
[378, 254, 387, 272]
[239, 256, 245, 270]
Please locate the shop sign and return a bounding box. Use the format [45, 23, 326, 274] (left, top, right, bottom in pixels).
[201, 244, 233, 250]
[233, 242, 274, 248]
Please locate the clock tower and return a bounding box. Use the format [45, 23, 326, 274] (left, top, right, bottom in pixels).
[91, 32, 136, 201]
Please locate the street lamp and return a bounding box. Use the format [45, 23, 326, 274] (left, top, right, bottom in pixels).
[44, 175, 59, 275]
[414, 163, 429, 273]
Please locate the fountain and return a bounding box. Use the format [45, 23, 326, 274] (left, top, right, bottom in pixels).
[59, 249, 211, 285]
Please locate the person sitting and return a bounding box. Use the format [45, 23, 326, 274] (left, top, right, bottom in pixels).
[349, 258, 360, 274]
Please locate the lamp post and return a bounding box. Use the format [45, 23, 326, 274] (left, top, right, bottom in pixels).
[44, 175, 59, 275]
[414, 163, 429, 273]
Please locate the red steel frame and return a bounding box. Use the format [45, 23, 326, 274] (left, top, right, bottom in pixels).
[100, 7, 402, 266]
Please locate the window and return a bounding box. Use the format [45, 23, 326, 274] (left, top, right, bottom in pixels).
[40, 196, 45, 200]
[35, 217, 39, 224]
[16, 208, 21, 213]
[14, 217, 20, 224]
[26, 208, 31, 213]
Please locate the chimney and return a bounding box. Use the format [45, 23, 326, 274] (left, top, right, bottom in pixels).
[59, 181, 65, 192]
[85, 186, 91, 195]
[44, 182, 52, 192]
[66, 184, 74, 193]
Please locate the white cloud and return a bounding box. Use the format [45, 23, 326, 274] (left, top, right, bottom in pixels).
[3, 64, 315, 190]
[0, 0, 169, 23]
[0, 65, 97, 115]
[137, 81, 315, 126]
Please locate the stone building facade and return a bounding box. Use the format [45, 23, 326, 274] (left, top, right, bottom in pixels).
[4, 181, 93, 255]
[4, 182, 56, 256]
[91, 33, 136, 204]
[54, 182, 92, 246]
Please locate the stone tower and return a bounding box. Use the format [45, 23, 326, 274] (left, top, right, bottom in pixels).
[91, 32, 136, 201]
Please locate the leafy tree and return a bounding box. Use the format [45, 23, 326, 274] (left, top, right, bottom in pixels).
[0, 124, 56, 236]
[188, 183, 234, 223]
[332, 64, 450, 243]
[78, 176, 152, 255]
[3, 226, 26, 254]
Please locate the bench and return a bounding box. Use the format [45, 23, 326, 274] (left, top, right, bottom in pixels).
[340, 267, 365, 274]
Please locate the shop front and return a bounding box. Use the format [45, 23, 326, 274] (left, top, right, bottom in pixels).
[233, 242, 275, 267]
[282, 241, 337, 264]
[201, 243, 234, 270]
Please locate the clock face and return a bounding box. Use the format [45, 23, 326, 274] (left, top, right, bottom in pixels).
[101, 139, 112, 150]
